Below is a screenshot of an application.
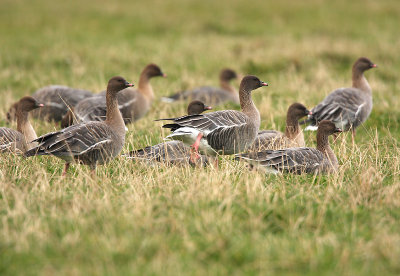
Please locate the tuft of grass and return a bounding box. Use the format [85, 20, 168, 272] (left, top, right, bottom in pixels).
[1, 0, 400, 275]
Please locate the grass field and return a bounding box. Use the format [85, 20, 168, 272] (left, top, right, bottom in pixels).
[1, 0, 400, 274]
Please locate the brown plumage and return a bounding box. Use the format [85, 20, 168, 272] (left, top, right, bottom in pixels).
[236, 120, 342, 174]
[124, 101, 212, 166]
[0, 97, 43, 153]
[25, 76, 134, 176]
[159, 75, 268, 156]
[305, 57, 377, 138]
[7, 86, 93, 122]
[61, 64, 165, 128]
[251, 103, 311, 151]
[162, 68, 239, 105]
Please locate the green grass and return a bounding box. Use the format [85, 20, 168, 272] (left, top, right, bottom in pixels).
[1, 0, 400, 275]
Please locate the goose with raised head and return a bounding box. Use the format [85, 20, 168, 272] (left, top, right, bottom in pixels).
[305, 57, 377, 139]
[1, 96, 43, 153]
[251, 103, 311, 151]
[61, 64, 165, 128]
[236, 120, 342, 174]
[158, 75, 268, 162]
[124, 100, 212, 166]
[7, 86, 93, 122]
[162, 68, 239, 105]
[25, 76, 134, 176]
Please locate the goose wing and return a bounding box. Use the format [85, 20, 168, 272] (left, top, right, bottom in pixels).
[75, 96, 107, 122]
[162, 86, 219, 102]
[236, 147, 324, 174]
[25, 122, 114, 157]
[161, 110, 252, 153]
[162, 110, 248, 134]
[250, 130, 285, 151]
[124, 141, 190, 161]
[0, 128, 24, 152]
[310, 88, 368, 128]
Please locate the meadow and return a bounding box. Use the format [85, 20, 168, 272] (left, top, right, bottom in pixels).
[0, 0, 400, 274]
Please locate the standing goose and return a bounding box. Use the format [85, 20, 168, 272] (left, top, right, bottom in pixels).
[161, 68, 239, 105]
[61, 64, 165, 127]
[25, 76, 134, 176]
[7, 86, 93, 122]
[0, 96, 43, 153]
[305, 57, 377, 139]
[251, 103, 311, 151]
[236, 120, 342, 174]
[124, 100, 212, 166]
[158, 76, 268, 161]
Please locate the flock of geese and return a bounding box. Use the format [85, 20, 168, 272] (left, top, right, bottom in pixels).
[0, 57, 377, 176]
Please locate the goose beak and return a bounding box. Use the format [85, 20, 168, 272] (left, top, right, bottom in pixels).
[307, 110, 312, 115]
[161, 73, 167, 77]
[125, 82, 134, 87]
[371, 64, 377, 68]
[204, 106, 212, 110]
[37, 103, 44, 108]
[261, 81, 268, 86]
[335, 127, 342, 133]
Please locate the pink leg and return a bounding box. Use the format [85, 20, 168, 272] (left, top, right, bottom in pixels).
[213, 157, 219, 169]
[352, 129, 356, 147]
[190, 133, 203, 164]
[62, 163, 70, 177]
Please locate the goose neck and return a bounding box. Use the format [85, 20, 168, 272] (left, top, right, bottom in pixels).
[138, 73, 154, 102]
[316, 132, 338, 168]
[240, 89, 260, 129]
[220, 79, 236, 94]
[105, 91, 126, 135]
[352, 69, 371, 94]
[16, 111, 37, 146]
[285, 115, 301, 139]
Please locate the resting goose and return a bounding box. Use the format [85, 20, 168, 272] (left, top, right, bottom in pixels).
[236, 120, 342, 174]
[0, 96, 43, 153]
[61, 64, 165, 127]
[251, 103, 311, 151]
[25, 76, 134, 176]
[158, 75, 268, 161]
[7, 86, 93, 122]
[305, 57, 377, 139]
[124, 100, 212, 166]
[162, 68, 239, 105]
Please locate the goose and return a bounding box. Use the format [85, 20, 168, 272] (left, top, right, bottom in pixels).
[158, 75, 268, 162]
[24, 76, 134, 176]
[251, 103, 311, 151]
[304, 57, 377, 140]
[61, 64, 165, 127]
[0, 96, 43, 153]
[7, 86, 93, 122]
[236, 120, 342, 174]
[161, 68, 239, 105]
[124, 100, 212, 166]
